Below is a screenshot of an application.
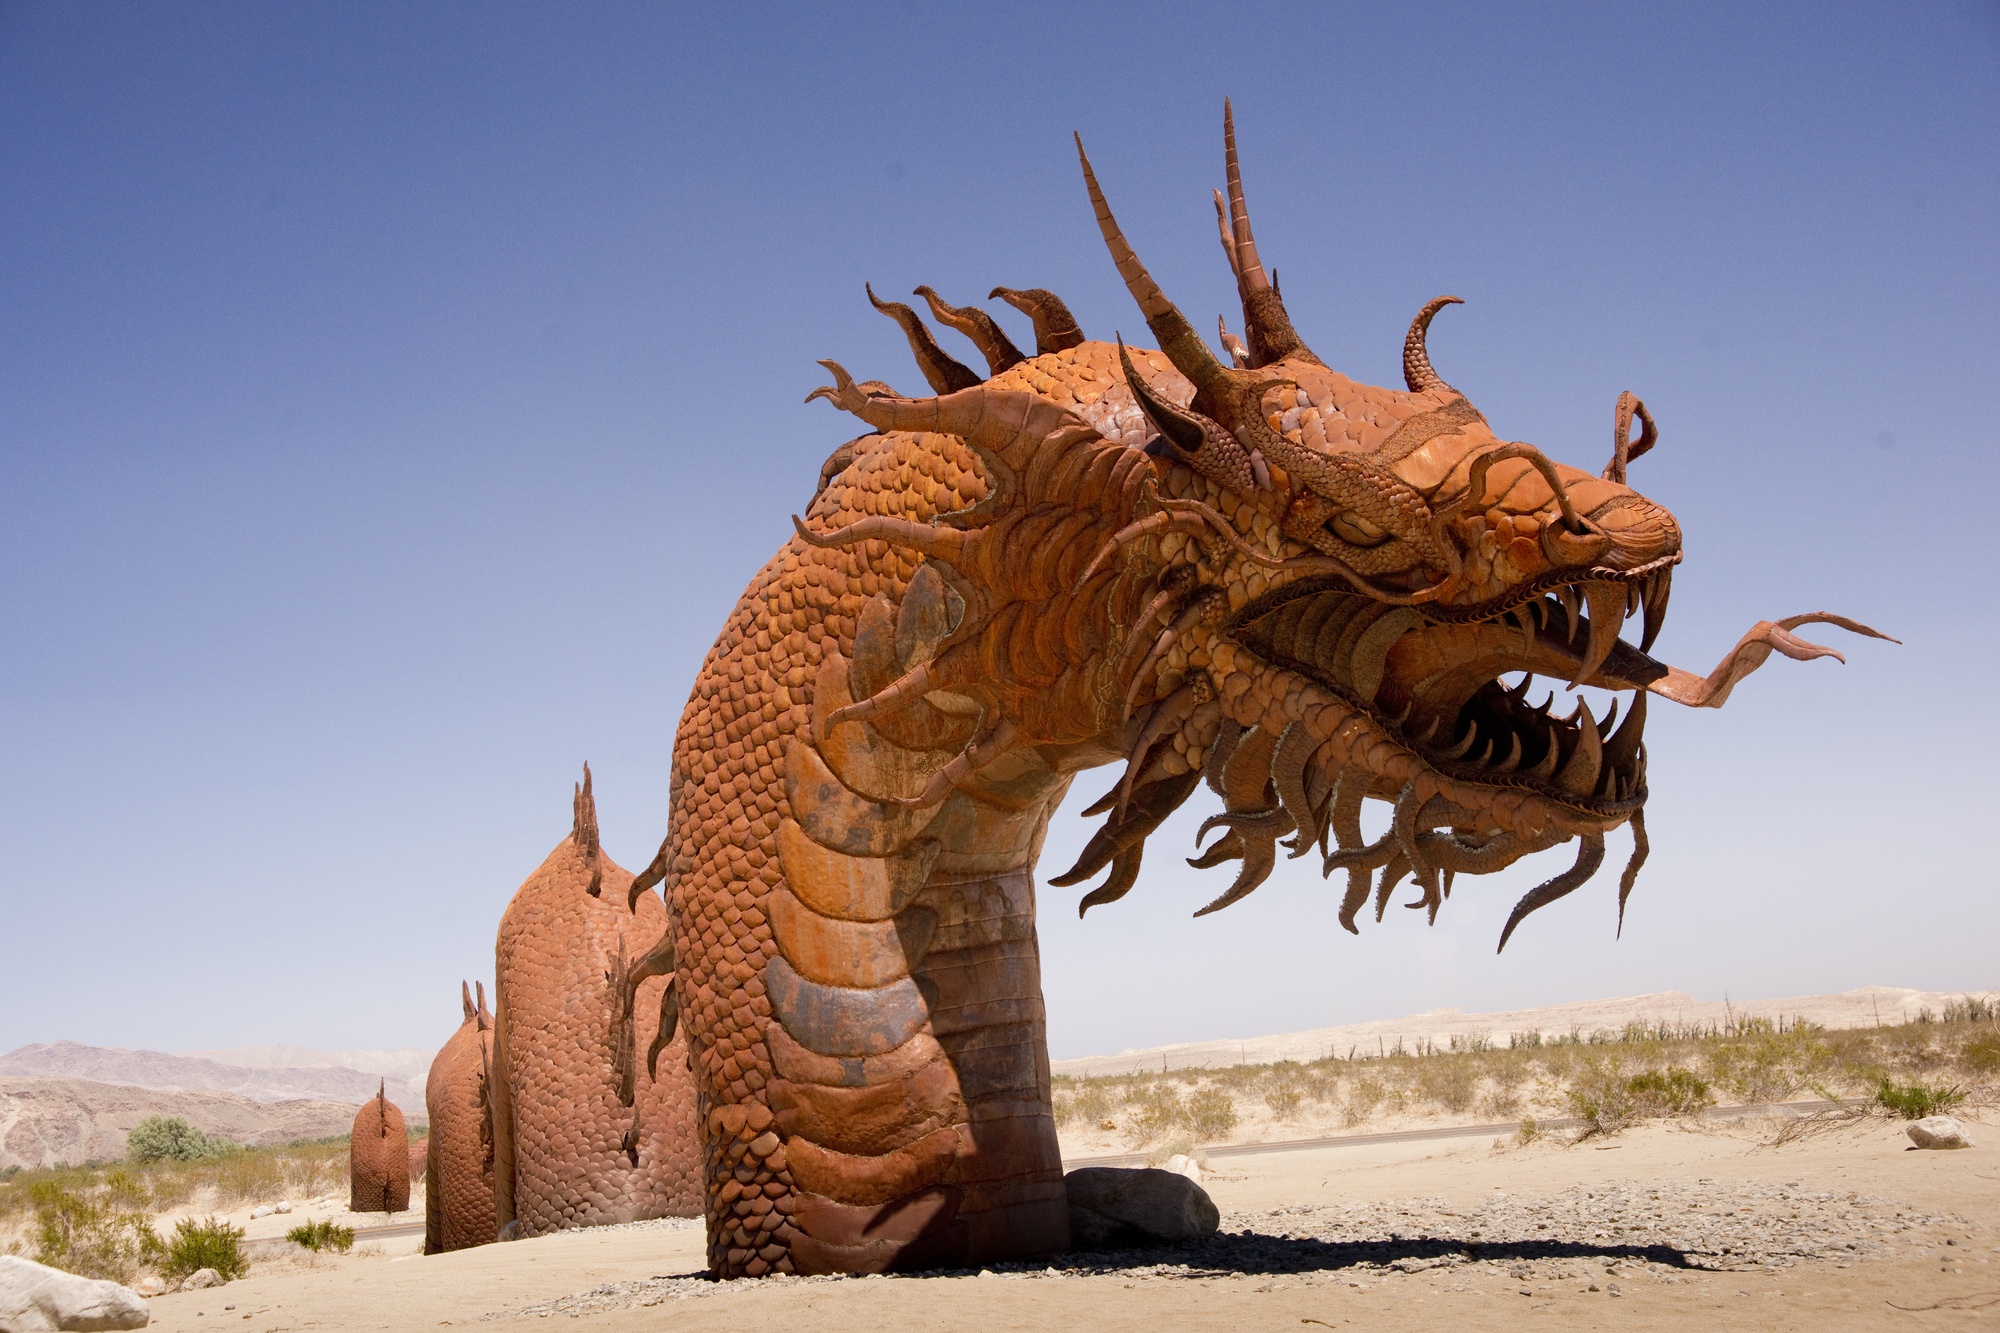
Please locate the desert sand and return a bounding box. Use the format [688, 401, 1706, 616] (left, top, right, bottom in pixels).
[135, 1112, 1994, 1332]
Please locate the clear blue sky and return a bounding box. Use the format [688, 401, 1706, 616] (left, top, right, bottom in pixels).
[3, 2, 1994, 1061]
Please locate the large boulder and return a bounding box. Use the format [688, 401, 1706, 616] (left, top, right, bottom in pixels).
[1064, 1167, 1220, 1250]
[0, 1255, 150, 1331]
[1906, 1116, 1973, 1149]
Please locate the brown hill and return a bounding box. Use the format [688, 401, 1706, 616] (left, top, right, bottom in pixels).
[0, 1076, 363, 1170]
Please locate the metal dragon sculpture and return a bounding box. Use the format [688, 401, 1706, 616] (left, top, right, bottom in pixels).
[628, 104, 1890, 1278]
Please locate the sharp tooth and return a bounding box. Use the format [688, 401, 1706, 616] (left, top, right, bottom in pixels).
[1527, 599, 1545, 630]
[1494, 730, 1522, 772]
[1469, 736, 1494, 768]
[1573, 582, 1627, 686]
[1534, 692, 1554, 715]
[1441, 726, 1479, 761]
[1595, 760, 1619, 800]
[1528, 732, 1561, 781]
[1626, 582, 1641, 619]
[1601, 691, 1647, 778]
[1506, 673, 1532, 704]
[1556, 700, 1604, 795]
[1519, 604, 1536, 655]
[1416, 716, 1441, 746]
[1641, 568, 1672, 652]
[1599, 698, 1621, 738]
[1556, 583, 1580, 633]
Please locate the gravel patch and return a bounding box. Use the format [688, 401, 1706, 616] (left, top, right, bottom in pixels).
[480, 1178, 1967, 1319]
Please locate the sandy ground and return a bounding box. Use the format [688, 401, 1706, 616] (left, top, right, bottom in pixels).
[133, 1112, 1996, 1332]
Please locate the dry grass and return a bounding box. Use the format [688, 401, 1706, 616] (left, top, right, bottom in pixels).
[1052, 999, 2000, 1150]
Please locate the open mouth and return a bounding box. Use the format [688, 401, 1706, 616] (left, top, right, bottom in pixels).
[1229, 567, 1677, 812]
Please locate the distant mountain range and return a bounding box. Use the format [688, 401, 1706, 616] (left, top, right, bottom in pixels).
[0, 1077, 362, 1170]
[0, 1041, 432, 1110]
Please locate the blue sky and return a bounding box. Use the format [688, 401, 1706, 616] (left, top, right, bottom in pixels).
[2, 2, 1994, 1060]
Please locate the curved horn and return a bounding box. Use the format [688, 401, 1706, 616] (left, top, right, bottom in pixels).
[914, 285, 1026, 375]
[988, 287, 1084, 355]
[1604, 390, 1658, 484]
[867, 284, 981, 393]
[1118, 337, 1255, 492]
[1221, 99, 1320, 368]
[1403, 296, 1463, 394]
[1077, 132, 1232, 411]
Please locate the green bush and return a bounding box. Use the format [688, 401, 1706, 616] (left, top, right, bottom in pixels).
[1626, 1066, 1715, 1116]
[1873, 1076, 1966, 1120]
[29, 1182, 161, 1283]
[1960, 1030, 2000, 1075]
[1565, 1062, 1637, 1139]
[285, 1219, 355, 1253]
[159, 1217, 248, 1284]
[126, 1116, 227, 1164]
[1187, 1086, 1239, 1141]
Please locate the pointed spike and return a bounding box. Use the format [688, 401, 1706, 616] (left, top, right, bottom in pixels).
[1574, 581, 1627, 686]
[1441, 724, 1479, 761]
[1506, 673, 1532, 704]
[1556, 700, 1604, 795]
[1527, 730, 1561, 781]
[1556, 583, 1580, 633]
[1601, 690, 1648, 778]
[1640, 568, 1672, 652]
[1493, 729, 1523, 773]
[1415, 716, 1441, 746]
[1496, 833, 1607, 952]
[1616, 809, 1650, 938]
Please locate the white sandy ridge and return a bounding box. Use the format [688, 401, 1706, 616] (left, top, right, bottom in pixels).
[1050, 984, 1999, 1077]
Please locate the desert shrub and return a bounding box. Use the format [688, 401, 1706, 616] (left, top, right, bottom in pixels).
[1187, 1086, 1238, 1141]
[1706, 1025, 1830, 1104]
[1626, 1066, 1715, 1116]
[1414, 1057, 1477, 1113]
[1263, 1064, 1305, 1119]
[285, 1218, 355, 1253]
[1342, 1076, 1385, 1128]
[1943, 994, 1997, 1023]
[1125, 1083, 1185, 1144]
[126, 1116, 225, 1164]
[1872, 1076, 1965, 1120]
[211, 1148, 284, 1206]
[159, 1217, 247, 1284]
[1565, 1062, 1637, 1139]
[1515, 1116, 1543, 1145]
[1959, 1030, 2000, 1075]
[1067, 1080, 1111, 1127]
[29, 1182, 160, 1283]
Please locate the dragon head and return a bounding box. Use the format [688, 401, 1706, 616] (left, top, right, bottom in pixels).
[795, 103, 1890, 951]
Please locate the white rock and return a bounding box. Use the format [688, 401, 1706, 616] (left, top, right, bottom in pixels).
[273, 1201, 291, 1214]
[178, 1268, 224, 1292]
[1160, 1154, 1204, 1185]
[1907, 1116, 1973, 1149]
[0, 1254, 151, 1331]
[132, 1277, 166, 1298]
[249, 1206, 273, 1219]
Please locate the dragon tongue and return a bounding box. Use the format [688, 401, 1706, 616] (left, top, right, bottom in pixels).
[1572, 581, 1627, 687]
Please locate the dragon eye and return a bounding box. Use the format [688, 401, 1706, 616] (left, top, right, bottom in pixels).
[1327, 512, 1390, 547]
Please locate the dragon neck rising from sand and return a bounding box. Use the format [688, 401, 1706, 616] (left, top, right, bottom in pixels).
[631, 103, 1891, 1278]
